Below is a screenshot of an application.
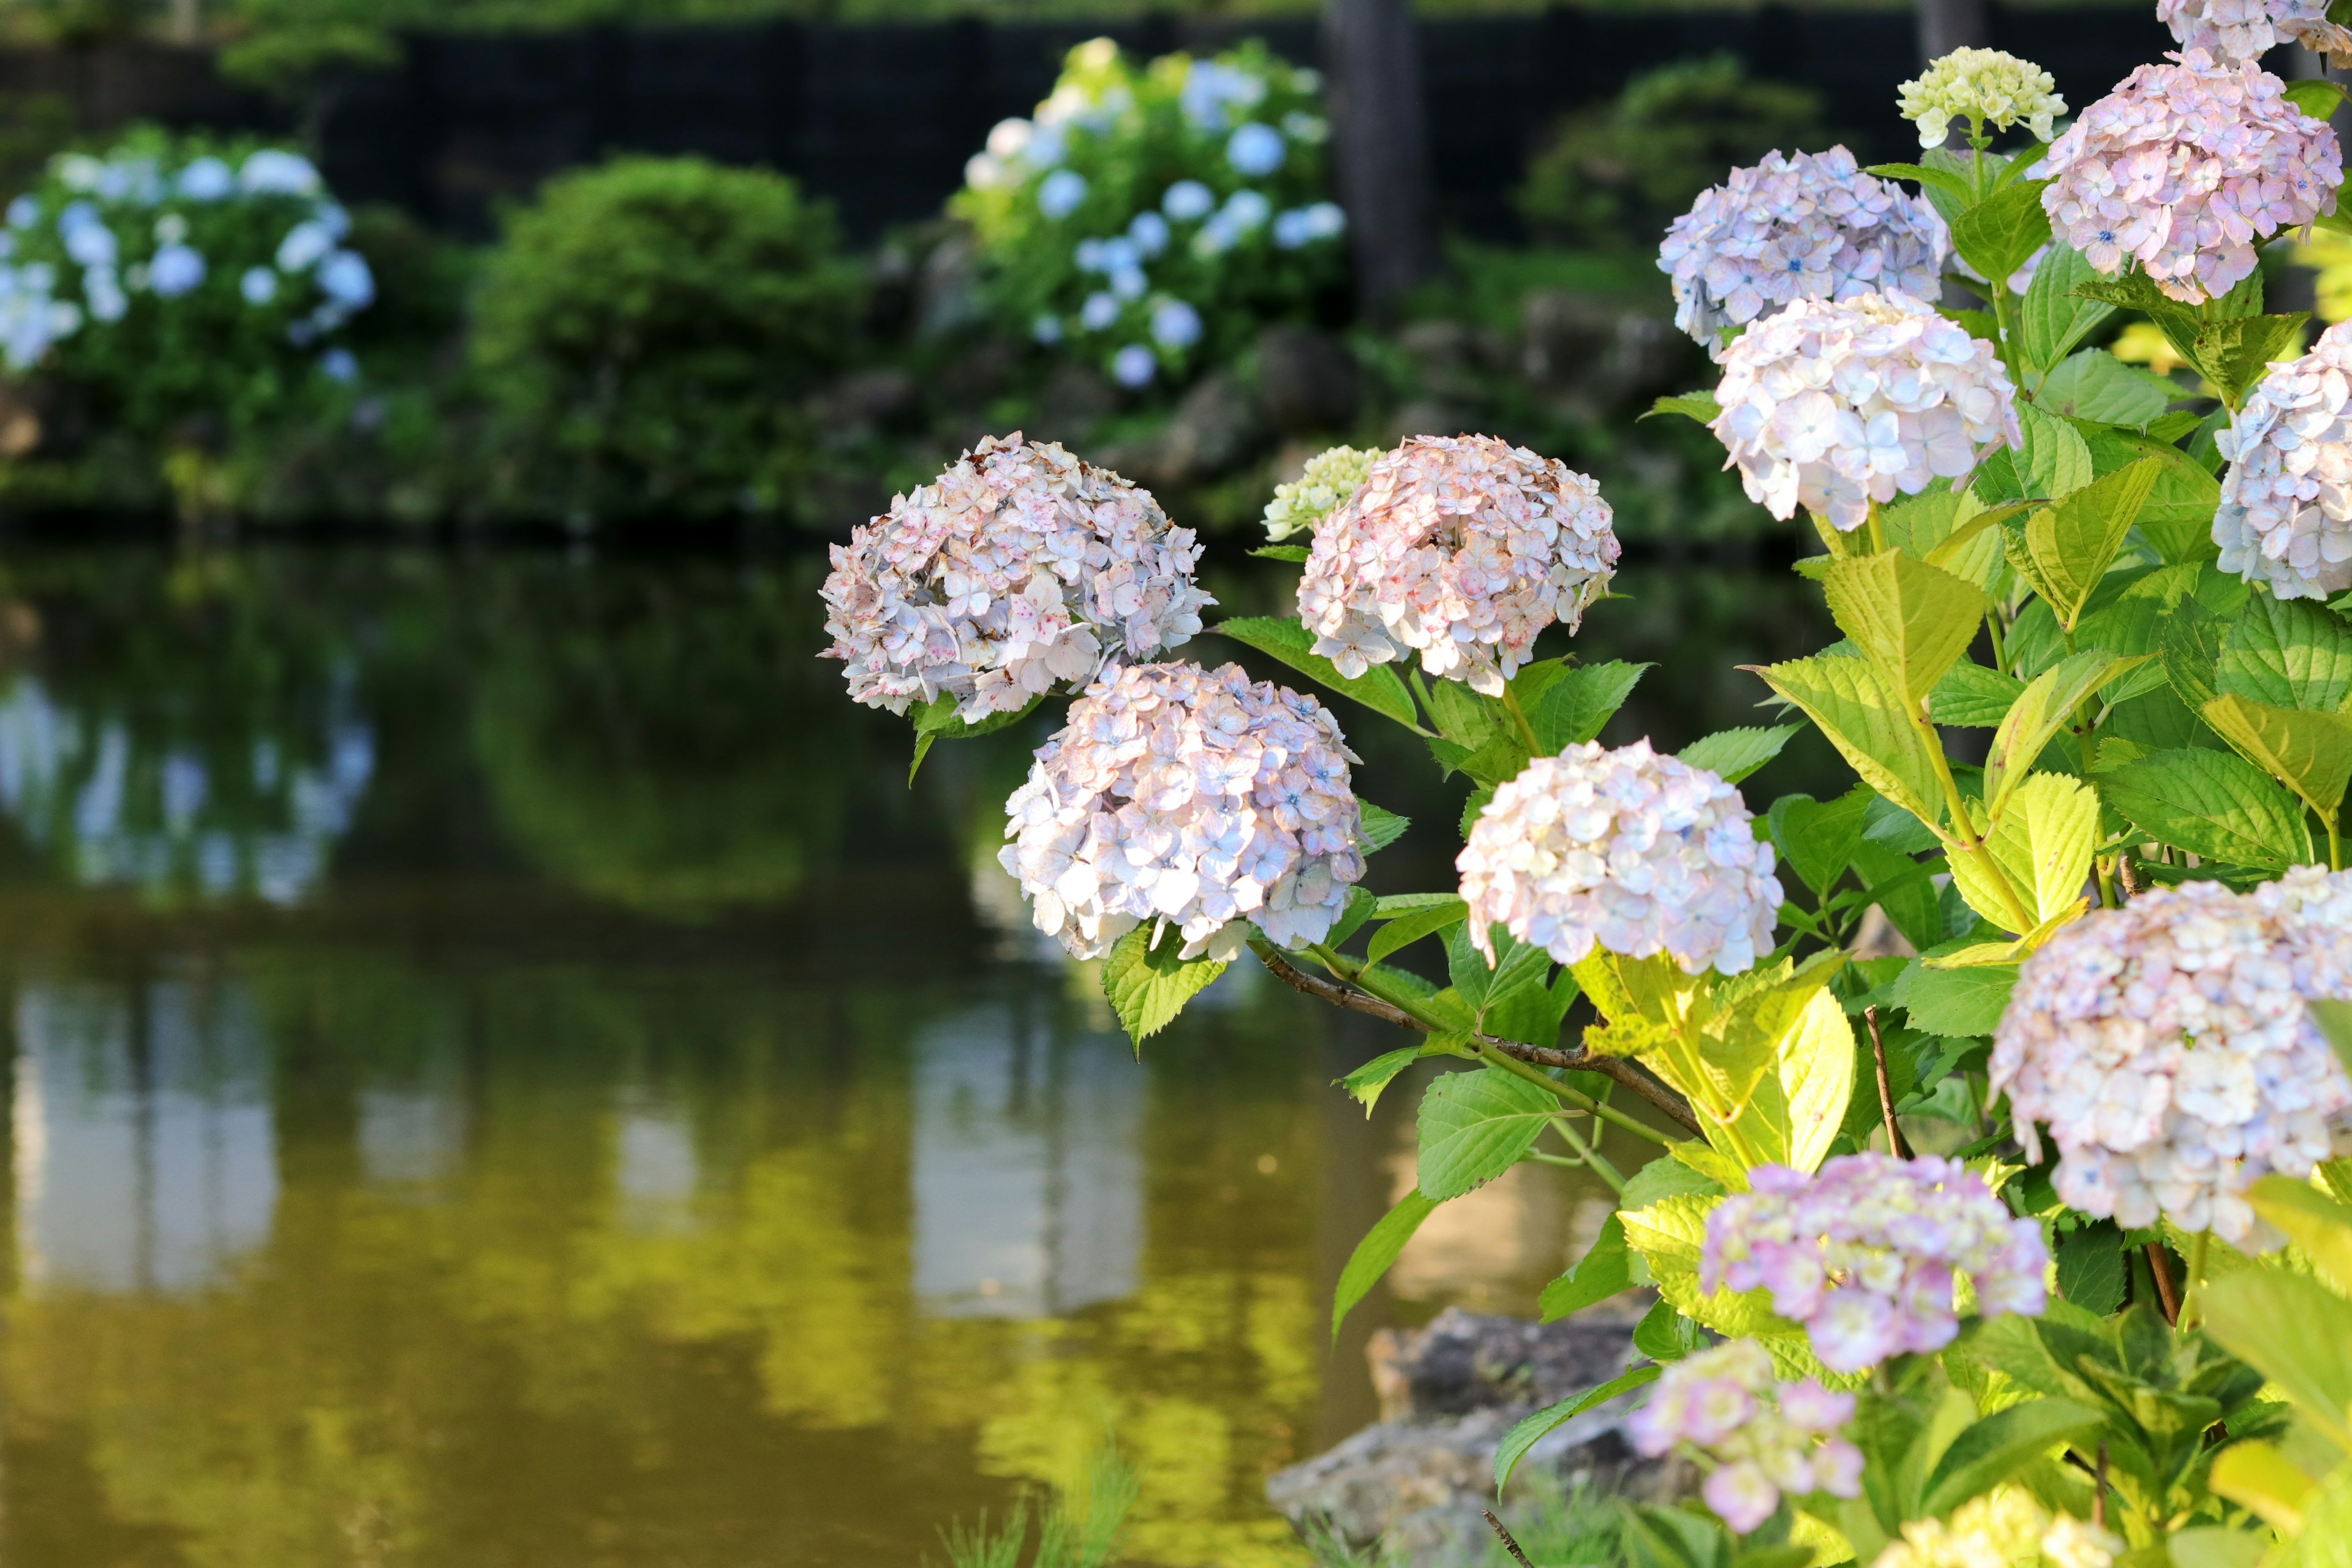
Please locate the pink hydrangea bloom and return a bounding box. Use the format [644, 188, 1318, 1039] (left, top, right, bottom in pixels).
[1627, 1340, 1861, 1535]
[1991, 875, 2352, 1247]
[1657, 146, 1947, 349]
[1295, 434, 1619, 697]
[2160, 0, 2352, 66]
[998, 661, 1366, 960]
[2215, 318, 2352, 600]
[2040, 50, 2341, 305]
[820, 434, 1212, 721]
[1702, 1153, 2049, 1374]
[1708, 291, 2020, 533]
[1455, 740, 1782, 976]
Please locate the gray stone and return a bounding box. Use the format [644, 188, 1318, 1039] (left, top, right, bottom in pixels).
[1098, 371, 1265, 490]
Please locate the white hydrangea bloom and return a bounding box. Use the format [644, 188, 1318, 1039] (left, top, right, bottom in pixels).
[1295, 434, 1619, 696]
[820, 434, 1212, 722]
[1898, 48, 2067, 149]
[2214, 318, 2352, 600]
[998, 661, 1367, 960]
[1873, 1487, 2119, 1568]
[1709, 291, 2021, 533]
[2041, 49, 2341, 305]
[1263, 443, 1378, 541]
[1991, 875, 2352, 1248]
[1657, 146, 1947, 348]
[2160, 0, 2352, 66]
[1457, 740, 1781, 976]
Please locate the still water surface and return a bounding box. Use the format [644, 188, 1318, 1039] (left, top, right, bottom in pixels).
[0, 543, 1831, 1568]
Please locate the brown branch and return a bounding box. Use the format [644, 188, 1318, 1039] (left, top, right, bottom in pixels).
[1482, 1510, 1537, 1568]
[1864, 1005, 1911, 1159]
[2146, 1242, 2181, 1326]
[1252, 943, 1704, 1139]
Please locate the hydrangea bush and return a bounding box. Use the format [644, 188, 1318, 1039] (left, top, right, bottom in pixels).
[952, 37, 1345, 392]
[832, 14, 2352, 1568]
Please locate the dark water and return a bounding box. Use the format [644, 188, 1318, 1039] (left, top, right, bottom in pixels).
[0, 542, 1833, 1568]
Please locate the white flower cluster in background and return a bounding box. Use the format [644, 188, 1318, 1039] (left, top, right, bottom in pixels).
[1262, 443, 1377, 541]
[1456, 739, 1781, 976]
[1657, 146, 1947, 348]
[1709, 290, 2021, 532]
[2040, 48, 2340, 304]
[1702, 1153, 2048, 1374]
[2214, 318, 2352, 600]
[2159, 0, 2352, 66]
[998, 660, 1366, 960]
[1627, 1340, 1863, 1534]
[1295, 434, 1619, 695]
[1992, 874, 2352, 1248]
[1896, 48, 2067, 148]
[1875, 1488, 2119, 1568]
[819, 434, 1211, 720]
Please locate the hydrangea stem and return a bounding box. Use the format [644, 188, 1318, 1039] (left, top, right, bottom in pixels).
[1544, 1110, 1625, 1194]
[2179, 1229, 2213, 1331]
[1476, 1041, 1670, 1148]
[1499, 684, 1542, 755]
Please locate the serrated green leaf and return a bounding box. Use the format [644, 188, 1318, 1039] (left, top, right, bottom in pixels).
[1920, 1398, 2108, 1518]
[1530, 660, 1650, 752]
[1985, 650, 2143, 816]
[2054, 1226, 2126, 1314]
[1210, 616, 1422, 731]
[1332, 1189, 1438, 1342]
[1780, 982, 1857, 1174]
[1893, 959, 2018, 1037]
[1770, 788, 1871, 897]
[2217, 594, 2352, 712]
[1494, 1363, 1663, 1495]
[2204, 312, 2311, 409]
[1988, 772, 2101, 925]
[2084, 431, 2220, 565]
[1416, 1068, 1558, 1199]
[1358, 801, 1411, 852]
[2287, 77, 2349, 121]
[2098, 746, 2314, 870]
[2019, 241, 2117, 374]
[1367, 897, 1468, 964]
[2201, 692, 2352, 827]
[1867, 160, 1976, 205]
[1751, 654, 1945, 830]
[2017, 398, 2097, 504]
[1338, 1046, 1425, 1115]
[1539, 1212, 1636, 1323]
[1677, 723, 1800, 785]
[1250, 544, 1312, 562]
[2005, 457, 2165, 630]
[1102, 922, 1227, 1047]
[1930, 661, 2029, 727]
[2246, 1174, 2352, 1297]
[908, 690, 1047, 781]
[1644, 391, 1721, 424]
[1822, 550, 1989, 707]
[1951, 179, 2054, 297]
[2035, 349, 2179, 427]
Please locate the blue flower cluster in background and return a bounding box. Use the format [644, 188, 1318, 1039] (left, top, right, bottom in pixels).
[955, 38, 1348, 393]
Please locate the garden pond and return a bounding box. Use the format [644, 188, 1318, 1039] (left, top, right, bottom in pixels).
[0, 539, 1836, 1568]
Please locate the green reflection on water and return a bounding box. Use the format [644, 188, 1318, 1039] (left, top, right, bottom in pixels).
[0, 545, 1829, 1568]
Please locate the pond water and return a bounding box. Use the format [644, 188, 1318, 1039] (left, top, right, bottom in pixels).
[0, 541, 1834, 1568]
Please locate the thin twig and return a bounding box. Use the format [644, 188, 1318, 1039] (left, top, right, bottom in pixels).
[1864, 1005, 1911, 1159]
[2117, 854, 2144, 899]
[2146, 1242, 2181, 1326]
[1253, 944, 1703, 1137]
[1482, 1510, 1538, 1568]
[2093, 1443, 2108, 1531]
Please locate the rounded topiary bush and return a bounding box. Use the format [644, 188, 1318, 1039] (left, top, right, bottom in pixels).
[469, 156, 861, 523]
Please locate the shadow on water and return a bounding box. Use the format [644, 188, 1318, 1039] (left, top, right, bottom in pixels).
[0, 542, 1831, 1568]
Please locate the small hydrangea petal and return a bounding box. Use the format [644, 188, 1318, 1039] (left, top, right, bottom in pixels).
[1264, 443, 1379, 543]
[2161, 0, 2352, 65]
[2215, 318, 2352, 600]
[1626, 1340, 1863, 1535]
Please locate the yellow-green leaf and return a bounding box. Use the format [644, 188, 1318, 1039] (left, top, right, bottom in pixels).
[2246, 1174, 2352, 1298]
[1778, 985, 1856, 1175]
[2003, 457, 2164, 631]
[1984, 650, 2144, 818]
[1750, 654, 1945, 830]
[1822, 550, 1989, 707]
[1947, 774, 2097, 933]
[2201, 692, 2352, 827]
[2209, 1442, 2318, 1536]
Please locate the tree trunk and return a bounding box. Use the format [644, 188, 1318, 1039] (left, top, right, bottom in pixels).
[1916, 0, 1987, 64]
[1321, 0, 1437, 312]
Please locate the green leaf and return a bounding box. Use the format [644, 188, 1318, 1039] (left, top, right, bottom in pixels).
[2094, 434, 2221, 565]
[1644, 392, 1721, 424]
[1930, 661, 2028, 726]
[2017, 399, 2097, 503]
[1530, 661, 1651, 752]
[1632, 1295, 1705, 1360]
[1211, 616, 1422, 731]
[2055, 1226, 2127, 1314]
[1331, 1189, 1438, 1342]
[1751, 654, 1945, 829]
[1539, 1213, 1636, 1322]
[2035, 349, 2179, 428]
[1981, 772, 2100, 927]
[1250, 544, 1312, 562]
[2202, 1269, 2352, 1450]
[1327, 885, 1378, 950]
[1415, 1068, 1559, 1200]
[1984, 650, 2143, 816]
[1367, 897, 1469, 963]
[2004, 457, 2165, 630]
[1357, 802, 1411, 852]
[1951, 179, 2054, 297]
[2201, 693, 2352, 827]
[2287, 78, 2350, 121]
[2208, 314, 2312, 409]
[2217, 595, 2352, 712]
[1494, 1363, 1664, 1494]
[2245, 1174, 2352, 1297]
[1867, 160, 1977, 205]
[1920, 1398, 2108, 1518]
[908, 690, 1047, 781]
[2098, 747, 2314, 870]
[2019, 241, 2118, 373]
[1893, 959, 2018, 1037]
[1770, 788, 1872, 897]
[1677, 723, 1800, 785]
[1822, 550, 1990, 707]
[1779, 982, 1858, 1174]
[1101, 923, 1228, 1046]
[1339, 1046, 1425, 1115]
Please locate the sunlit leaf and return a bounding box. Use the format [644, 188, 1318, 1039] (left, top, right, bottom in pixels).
[1331, 1189, 1438, 1342]
[1101, 922, 1227, 1047]
[2200, 692, 2352, 827]
[1416, 1067, 1558, 1199]
[1751, 654, 1945, 830]
[1210, 616, 1422, 731]
[1677, 723, 1800, 785]
[2097, 746, 2313, 870]
[1494, 1363, 1662, 1495]
[1822, 550, 1989, 707]
[2003, 457, 2163, 630]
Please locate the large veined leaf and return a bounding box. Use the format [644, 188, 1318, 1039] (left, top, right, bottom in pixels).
[1331, 1189, 1438, 1341]
[2201, 693, 2352, 827]
[1777, 984, 1857, 1173]
[2080, 432, 2218, 564]
[1823, 551, 1989, 708]
[1621, 1193, 1789, 1337]
[1530, 661, 1651, 752]
[2019, 241, 2117, 372]
[1211, 616, 1422, 731]
[2098, 747, 2314, 870]
[1539, 1212, 1637, 1322]
[1983, 649, 2140, 815]
[2016, 398, 2095, 502]
[2035, 349, 2179, 427]
[1988, 772, 2101, 927]
[1770, 788, 1871, 897]
[1919, 1399, 2108, 1518]
[1677, 723, 1800, 785]
[1930, 661, 2027, 726]
[1751, 654, 1945, 829]
[1357, 801, 1412, 851]
[1102, 922, 1228, 1046]
[1894, 959, 2018, 1037]
[2203, 1268, 2352, 1450]
[1366, 897, 1469, 964]
[1416, 1068, 1559, 1199]
[2217, 595, 2352, 712]
[2004, 458, 2163, 630]
[1951, 178, 2053, 298]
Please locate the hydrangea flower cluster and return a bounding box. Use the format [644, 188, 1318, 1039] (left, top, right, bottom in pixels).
[1627, 1340, 1863, 1534]
[1702, 1154, 2049, 1373]
[1991, 876, 2352, 1246]
[1896, 48, 2067, 149]
[2159, 0, 2352, 66]
[820, 434, 1211, 721]
[997, 660, 1366, 960]
[1875, 1488, 2120, 1568]
[2040, 49, 2340, 305]
[1295, 435, 1620, 695]
[1708, 290, 2021, 533]
[1455, 740, 1781, 976]
[955, 39, 1344, 390]
[2213, 318, 2352, 600]
[1263, 443, 1378, 542]
[1657, 146, 1946, 348]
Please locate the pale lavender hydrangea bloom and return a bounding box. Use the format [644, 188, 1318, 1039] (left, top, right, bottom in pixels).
[1702, 1153, 2048, 1374]
[1456, 739, 1781, 976]
[2214, 318, 2352, 600]
[819, 434, 1212, 721]
[2040, 50, 2341, 305]
[1657, 146, 1946, 348]
[1709, 290, 2021, 533]
[1627, 1340, 1862, 1535]
[998, 660, 1366, 960]
[1991, 875, 2352, 1248]
[2160, 0, 2352, 65]
[1295, 434, 1619, 696]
